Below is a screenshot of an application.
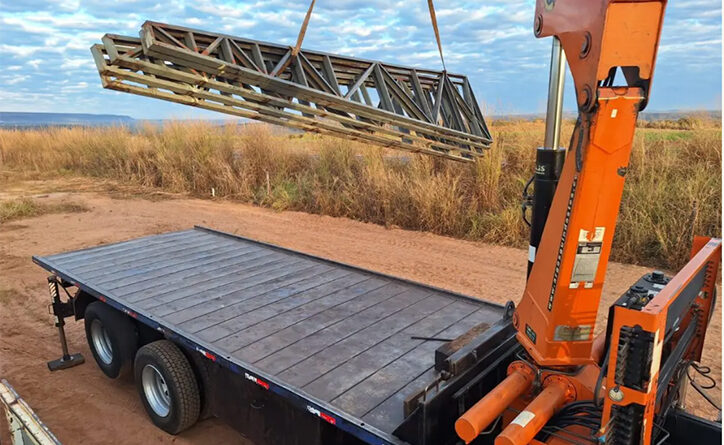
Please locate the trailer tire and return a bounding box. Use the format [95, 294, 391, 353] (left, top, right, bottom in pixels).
[134, 340, 200, 435]
[184, 349, 214, 420]
[84, 301, 138, 380]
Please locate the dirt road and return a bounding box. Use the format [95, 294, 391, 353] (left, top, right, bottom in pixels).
[0, 178, 720, 444]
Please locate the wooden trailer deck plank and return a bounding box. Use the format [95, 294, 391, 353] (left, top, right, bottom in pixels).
[162, 266, 350, 323]
[300, 299, 479, 402]
[129, 252, 288, 305]
[72, 236, 227, 277]
[166, 268, 355, 325]
[33, 227, 505, 439]
[339, 307, 501, 427]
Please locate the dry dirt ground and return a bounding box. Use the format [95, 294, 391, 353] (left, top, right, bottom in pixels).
[0, 177, 720, 444]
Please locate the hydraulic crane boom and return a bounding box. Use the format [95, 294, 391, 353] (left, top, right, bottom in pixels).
[516, 0, 667, 367]
[456, 2, 721, 445]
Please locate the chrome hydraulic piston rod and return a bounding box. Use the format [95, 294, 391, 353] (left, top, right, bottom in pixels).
[527, 37, 567, 276]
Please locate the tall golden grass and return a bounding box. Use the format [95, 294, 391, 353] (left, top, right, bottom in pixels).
[0, 119, 720, 269]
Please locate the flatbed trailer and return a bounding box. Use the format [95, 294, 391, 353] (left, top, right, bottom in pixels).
[34, 226, 519, 445]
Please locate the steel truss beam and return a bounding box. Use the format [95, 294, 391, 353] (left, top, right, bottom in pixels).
[91, 22, 492, 162]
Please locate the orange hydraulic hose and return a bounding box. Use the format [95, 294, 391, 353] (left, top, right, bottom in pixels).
[495, 377, 572, 445]
[455, 364, 535, 444]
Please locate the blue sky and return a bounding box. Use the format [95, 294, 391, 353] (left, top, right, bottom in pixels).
[0, 0, 721, 119]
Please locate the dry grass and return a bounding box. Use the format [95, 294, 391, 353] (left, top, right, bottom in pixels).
[0, 119, 720, 269]
[0, 198, 89, 223]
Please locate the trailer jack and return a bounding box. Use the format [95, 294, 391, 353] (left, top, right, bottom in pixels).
[46, 276, 84, 372]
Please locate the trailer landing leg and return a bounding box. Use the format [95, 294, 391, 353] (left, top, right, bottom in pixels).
[46, 277, 84, 372]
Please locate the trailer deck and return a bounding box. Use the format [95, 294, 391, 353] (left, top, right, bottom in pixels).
[33, 226, 505, 444]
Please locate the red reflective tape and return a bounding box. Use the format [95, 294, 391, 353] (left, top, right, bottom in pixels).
[307, 406, 336, 425]
[319, 412, 336, 425]
[244, 372, 269, 390]
[98, 295, 106, 302]
[203, 351, 216, 361]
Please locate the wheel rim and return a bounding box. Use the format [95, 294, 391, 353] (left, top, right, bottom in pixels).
[142, 364, 171, 417]
[90, 319, 113, 365]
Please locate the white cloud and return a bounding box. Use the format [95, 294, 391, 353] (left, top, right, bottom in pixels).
[3, 75, 30, 85]
[0, 44, 46, 57]
[60, 57, 94, 69]
[59, 81, 90, 93]
[0, 0, 719, 116]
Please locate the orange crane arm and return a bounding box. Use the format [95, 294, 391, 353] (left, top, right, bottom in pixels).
[515, 0, 668, 367]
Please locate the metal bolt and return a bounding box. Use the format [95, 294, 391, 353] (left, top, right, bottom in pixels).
[534, 15, 543, 36]
[580, 87, 593, 111]
[580, 33, 592, 58]
[608, 386, 624, 402]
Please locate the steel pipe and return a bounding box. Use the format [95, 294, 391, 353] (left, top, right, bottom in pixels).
[455, 363, 535, 444]
[495, 377, 573, 445]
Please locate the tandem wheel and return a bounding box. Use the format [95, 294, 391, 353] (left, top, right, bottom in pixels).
[134, 340, 201, 435]
[84, 301, 138, 379]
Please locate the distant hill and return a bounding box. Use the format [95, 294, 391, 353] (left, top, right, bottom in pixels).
[2, 110, 719, 129]
[0, 112, 135, 128]
[637, 110, 721, 121]
[491, 110, 721, 122]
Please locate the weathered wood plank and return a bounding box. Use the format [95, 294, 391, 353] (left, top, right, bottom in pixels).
[179, 269, 364, 335]
[102, 246, 266, 293]
[48, 230, 200, 265]
[431, 76, 445, 124]
[195, 273, 377, 342]
[211, 277, 388, 348]
[93, 243, 255, 287]
[235, 282, 413, 363]
[333, 305, 499, 419]
[379, 65, 429, 122]
[301, 299, 478, 402]
[85, 241, 244, 282]
[299, 53, 337, 96]
[277, 293, 451, 389]
[162, 262, 339, 322]
[361, 307, 502, 432]
[253, 286, 424, 372]
[135, 255, 299, 310]
[123, 249, 282, 303]
[183, 31, 198, 52]
[56, 232, 215, 273]
[74, 237, 230, 278]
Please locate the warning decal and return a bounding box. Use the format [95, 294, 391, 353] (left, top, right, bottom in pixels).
[571, 228, 604, 284]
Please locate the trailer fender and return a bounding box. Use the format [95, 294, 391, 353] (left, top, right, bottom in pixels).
[72, 290, 95, 321]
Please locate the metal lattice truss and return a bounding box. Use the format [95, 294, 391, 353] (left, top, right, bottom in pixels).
[91, 21, 492, 161]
